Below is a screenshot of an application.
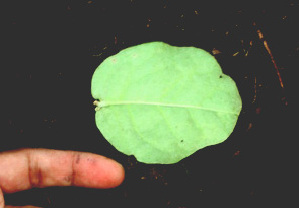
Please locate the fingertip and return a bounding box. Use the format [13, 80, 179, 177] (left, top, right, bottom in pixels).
[99, 157, 125, 188]
[73, 153, 125, 189]
[108, 160, 125, 188]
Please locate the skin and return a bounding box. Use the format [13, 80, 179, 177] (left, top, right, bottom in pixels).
[0, 148, 125, 208]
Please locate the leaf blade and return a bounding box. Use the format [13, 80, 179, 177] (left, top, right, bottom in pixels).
[91, 41, 242, 164]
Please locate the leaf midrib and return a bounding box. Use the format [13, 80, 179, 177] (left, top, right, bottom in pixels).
[95, 100, 239, 115]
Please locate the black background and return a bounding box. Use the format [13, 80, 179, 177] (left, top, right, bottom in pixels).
[3, 0, 298, 207]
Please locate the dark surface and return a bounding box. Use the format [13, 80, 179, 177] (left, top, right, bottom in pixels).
[3, 1, 298, 207]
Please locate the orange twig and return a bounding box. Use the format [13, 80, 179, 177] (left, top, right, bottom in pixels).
[252, 76, 257, 103]
[253, 22, 284, 89]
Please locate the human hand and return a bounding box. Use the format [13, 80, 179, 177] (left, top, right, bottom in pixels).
[0, 148, 125, 208]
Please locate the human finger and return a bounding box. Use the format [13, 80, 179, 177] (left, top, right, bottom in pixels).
[5, 206, 41, 208]
[0, 148, 125, 194]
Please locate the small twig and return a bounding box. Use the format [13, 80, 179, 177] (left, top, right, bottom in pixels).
[252, 76, 257, 103]
[92, 52, 103, 57]
[253, 22, 284, 89]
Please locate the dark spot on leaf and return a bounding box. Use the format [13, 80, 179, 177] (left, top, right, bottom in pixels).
[219, 75, 223, 78]
[181, 140, 184, 143]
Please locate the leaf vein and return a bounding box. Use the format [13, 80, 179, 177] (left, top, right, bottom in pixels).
[97, 100, 239, 115]
[127, 106, 166, 153]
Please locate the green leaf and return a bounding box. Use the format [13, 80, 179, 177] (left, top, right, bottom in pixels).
[91, 42, 242, 164]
